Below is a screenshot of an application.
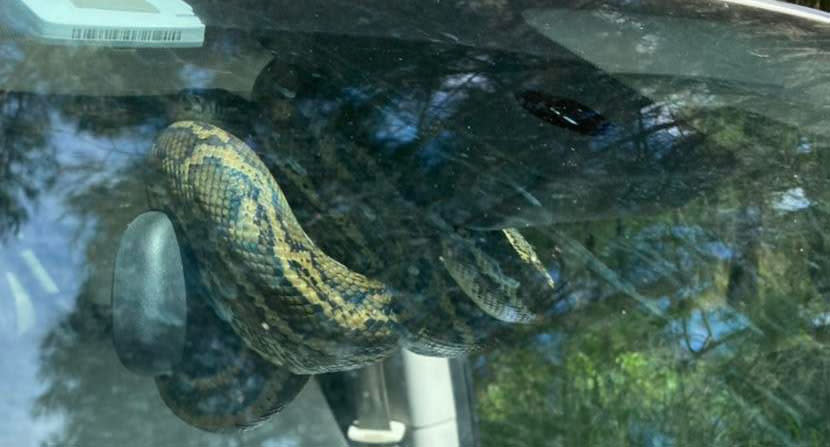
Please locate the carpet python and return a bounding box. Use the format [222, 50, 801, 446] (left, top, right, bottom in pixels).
[148, 120, 556, 374]
[139, 115, 558, 432]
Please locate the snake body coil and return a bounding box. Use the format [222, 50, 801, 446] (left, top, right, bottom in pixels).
[148, 120, 554, 376]
[149, 121, 401, 373]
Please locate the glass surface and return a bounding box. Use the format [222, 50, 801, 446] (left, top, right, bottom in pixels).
[1, 0, 830, 445]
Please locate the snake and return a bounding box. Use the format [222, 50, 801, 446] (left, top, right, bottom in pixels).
[147, 120, 556, 376]
[136, 111, 559, 431]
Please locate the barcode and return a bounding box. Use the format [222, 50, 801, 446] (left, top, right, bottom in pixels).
[70, 28, 183, 42]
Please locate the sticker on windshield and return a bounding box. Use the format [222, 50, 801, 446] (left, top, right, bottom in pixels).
[5, 0, 205, 47]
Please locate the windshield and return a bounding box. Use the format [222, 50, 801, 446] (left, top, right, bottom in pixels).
[2, 1, 830, 446]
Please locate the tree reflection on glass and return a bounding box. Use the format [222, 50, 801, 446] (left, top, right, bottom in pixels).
[0, 92, 57, 239]
[473, 96, 830, 447]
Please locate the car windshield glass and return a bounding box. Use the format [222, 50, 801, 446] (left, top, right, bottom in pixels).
[2, 1, 830, 446]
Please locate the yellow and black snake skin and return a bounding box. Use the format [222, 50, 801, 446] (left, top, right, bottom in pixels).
[143, 119, 556, 431]
[147, 120, 554, 374]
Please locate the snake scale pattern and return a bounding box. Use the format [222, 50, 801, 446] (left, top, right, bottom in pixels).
[147, 120, 555, 376]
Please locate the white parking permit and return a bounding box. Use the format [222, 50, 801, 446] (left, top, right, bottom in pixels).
[6, 272, 35, 335]
[5, 0, 205, 47]
[20, 250, 60, 295]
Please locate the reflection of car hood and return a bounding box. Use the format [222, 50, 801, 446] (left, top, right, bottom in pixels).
[522, 1, 830, 137]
